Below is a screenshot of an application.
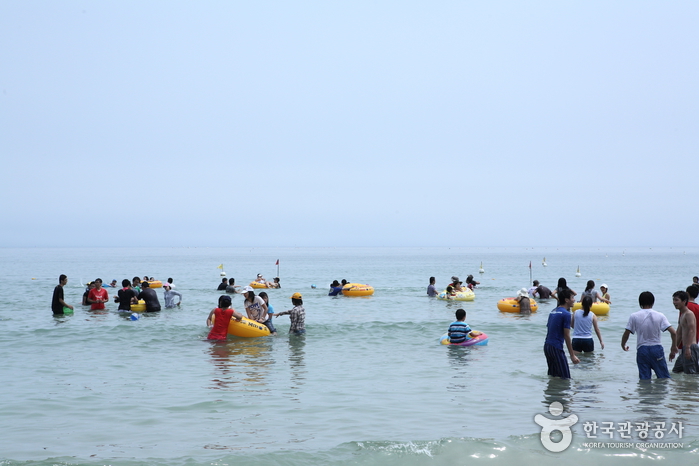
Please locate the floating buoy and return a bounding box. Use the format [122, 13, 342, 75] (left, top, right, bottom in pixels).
[575, 266, 581, 277]
[130, 313, 139, 321]
[479, 262, 485, 274]
[220, 271, 226, 277]
[542, 257, 547, 267]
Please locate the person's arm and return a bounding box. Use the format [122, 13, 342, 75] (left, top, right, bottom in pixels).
[563, 328, 580, 364]
[596, 292, 610, 304]
[686, 313, 697, 359]
[174, 291, 182, 306]
[570, 312, 575, 329]
[592, 314, 604, 349]
[667, 326, 678, 361]
[621, 329, 632, 351]
[206, 309, 215, 326]
[58, 293, 73, 310]
[232, 310, 243, 321]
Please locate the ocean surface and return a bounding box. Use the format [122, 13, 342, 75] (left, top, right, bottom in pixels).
[1, 246, 698, 465]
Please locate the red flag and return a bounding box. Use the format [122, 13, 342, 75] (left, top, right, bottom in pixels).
[275, 259, 279, 265]
[529, 261, 532, 269]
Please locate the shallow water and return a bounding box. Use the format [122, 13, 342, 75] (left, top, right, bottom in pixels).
[1, 247, 697, 465]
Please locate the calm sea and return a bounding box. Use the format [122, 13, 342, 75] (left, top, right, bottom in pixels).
[1, 247, 697, 465]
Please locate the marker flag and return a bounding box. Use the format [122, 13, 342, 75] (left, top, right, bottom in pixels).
[275, 259, 279, 265]
[217, 264, 224, 269]
[529, 261, 532, 269]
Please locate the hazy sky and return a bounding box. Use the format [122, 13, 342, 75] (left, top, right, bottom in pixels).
[2, 2, 697, 248]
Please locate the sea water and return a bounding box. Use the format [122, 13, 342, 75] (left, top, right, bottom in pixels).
[1, 247, 697, 465]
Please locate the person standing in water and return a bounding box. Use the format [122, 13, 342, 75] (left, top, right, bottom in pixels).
[52, 274, 73, 315]
[543, 288, 580, 378]
[272, 292, 306, 335]
[571, 295, 604, 352]
[206, 295, 243, 341]
[88, 278, 109, 310]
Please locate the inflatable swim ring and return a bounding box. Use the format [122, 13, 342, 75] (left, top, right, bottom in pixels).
[249, 281, 268, 289]
[131, 300, 146, 312]
[342, 283, 374, 297]
[572, 301, 610, 316]
[497, 298, 538, 313]
[440, 331, 489, 346]
[145, 280, 162, 288]
[437, 289, 475, 301]
[211, 315, 271, 338]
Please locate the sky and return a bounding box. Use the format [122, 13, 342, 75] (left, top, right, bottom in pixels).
[1, 1, 697, 248]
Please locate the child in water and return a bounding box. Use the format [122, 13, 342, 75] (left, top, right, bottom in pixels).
[272, 292, 306, 335]
[448, 308, 481, 344]
[258, 291, 277, 335]
[206, 295, 243, 341]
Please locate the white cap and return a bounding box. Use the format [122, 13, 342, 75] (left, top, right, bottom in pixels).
[243, 286, 254, 292]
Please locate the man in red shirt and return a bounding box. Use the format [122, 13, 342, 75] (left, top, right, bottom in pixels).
[686, 285, 699, 342]
[88, 278, 109, 310]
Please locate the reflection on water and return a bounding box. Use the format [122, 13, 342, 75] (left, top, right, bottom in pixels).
[543, 378, 574, 413]
[446, 346, 470, 392]
[669, 375, 699, 419]
[287, 335, 307, 390]
[208, 337, 275, 391]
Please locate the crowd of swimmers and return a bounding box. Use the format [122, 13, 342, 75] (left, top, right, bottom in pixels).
[217, 275, 280, 292]
[427, 275, 481, 298]
[51, 276, 181, 316]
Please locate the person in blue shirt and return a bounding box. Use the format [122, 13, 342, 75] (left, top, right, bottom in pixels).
[448, 308, 473, 344]
[544, 288, 580, 378]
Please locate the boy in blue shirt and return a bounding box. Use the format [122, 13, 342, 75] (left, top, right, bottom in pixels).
[544, 288, 580, 378]
[448, 308, 473, 344]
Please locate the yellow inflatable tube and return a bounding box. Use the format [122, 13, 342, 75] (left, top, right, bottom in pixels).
[211, 314, 271, 337]
[145, 280, 162, 288]
[437, 289, 475, 301]
[131, 300, 146, 312]
[342, 283, 374, 297]
[497, 298, 538, 313]
[249, 281, 268, 289]
[572, 301, 610, 316]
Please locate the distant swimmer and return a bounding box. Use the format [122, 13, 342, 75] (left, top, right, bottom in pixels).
[217, 278, 228, 291]
[693, 276, 699, 287]
[268, 277, 281, 289]
[51, 274, 73, 315]
[466, 275, 480, 290]
[137, 281, 161, 312]
[427, 277, 438, 297]
[551, 278, 576, 300]
[580, 280, 610, 304]
[255, 274, 267, 285]
[226, 278, 241, 294]
[108, 279, 118, 288]
[167, 277, 175, 289]
[515, 288, 532, 314]
[82, 281, 95, 306]
[329, 280, 343, 296]
[206, 295, 243, 341]
[532, 281, 554, 299]
[163, 283, 182, 308]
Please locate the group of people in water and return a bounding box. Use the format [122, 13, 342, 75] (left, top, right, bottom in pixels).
[217, 275, 281, 292]
[427, 275, 481, 297]
[206, 287, 305, 340]
[51, 275, 182, 316]
[440, 273, 699, 380]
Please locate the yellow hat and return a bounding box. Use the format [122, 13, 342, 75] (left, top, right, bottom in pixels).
[290, 292, 302, 299]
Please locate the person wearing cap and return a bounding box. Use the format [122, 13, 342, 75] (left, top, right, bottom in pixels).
[109, 279, 118, 288]
[272, 292, 306, 335]
[206, 295, 243, 341]
[137, 281, 161, 312]
[580, 280, 610, 304]
[599, 284, 610, 302]
[329, 280, 343, 296]
[255, 274, 267, 285]
[515, 288, 532, 314]
[163, 283, 182, 308]
[268, 277, 281, 289]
